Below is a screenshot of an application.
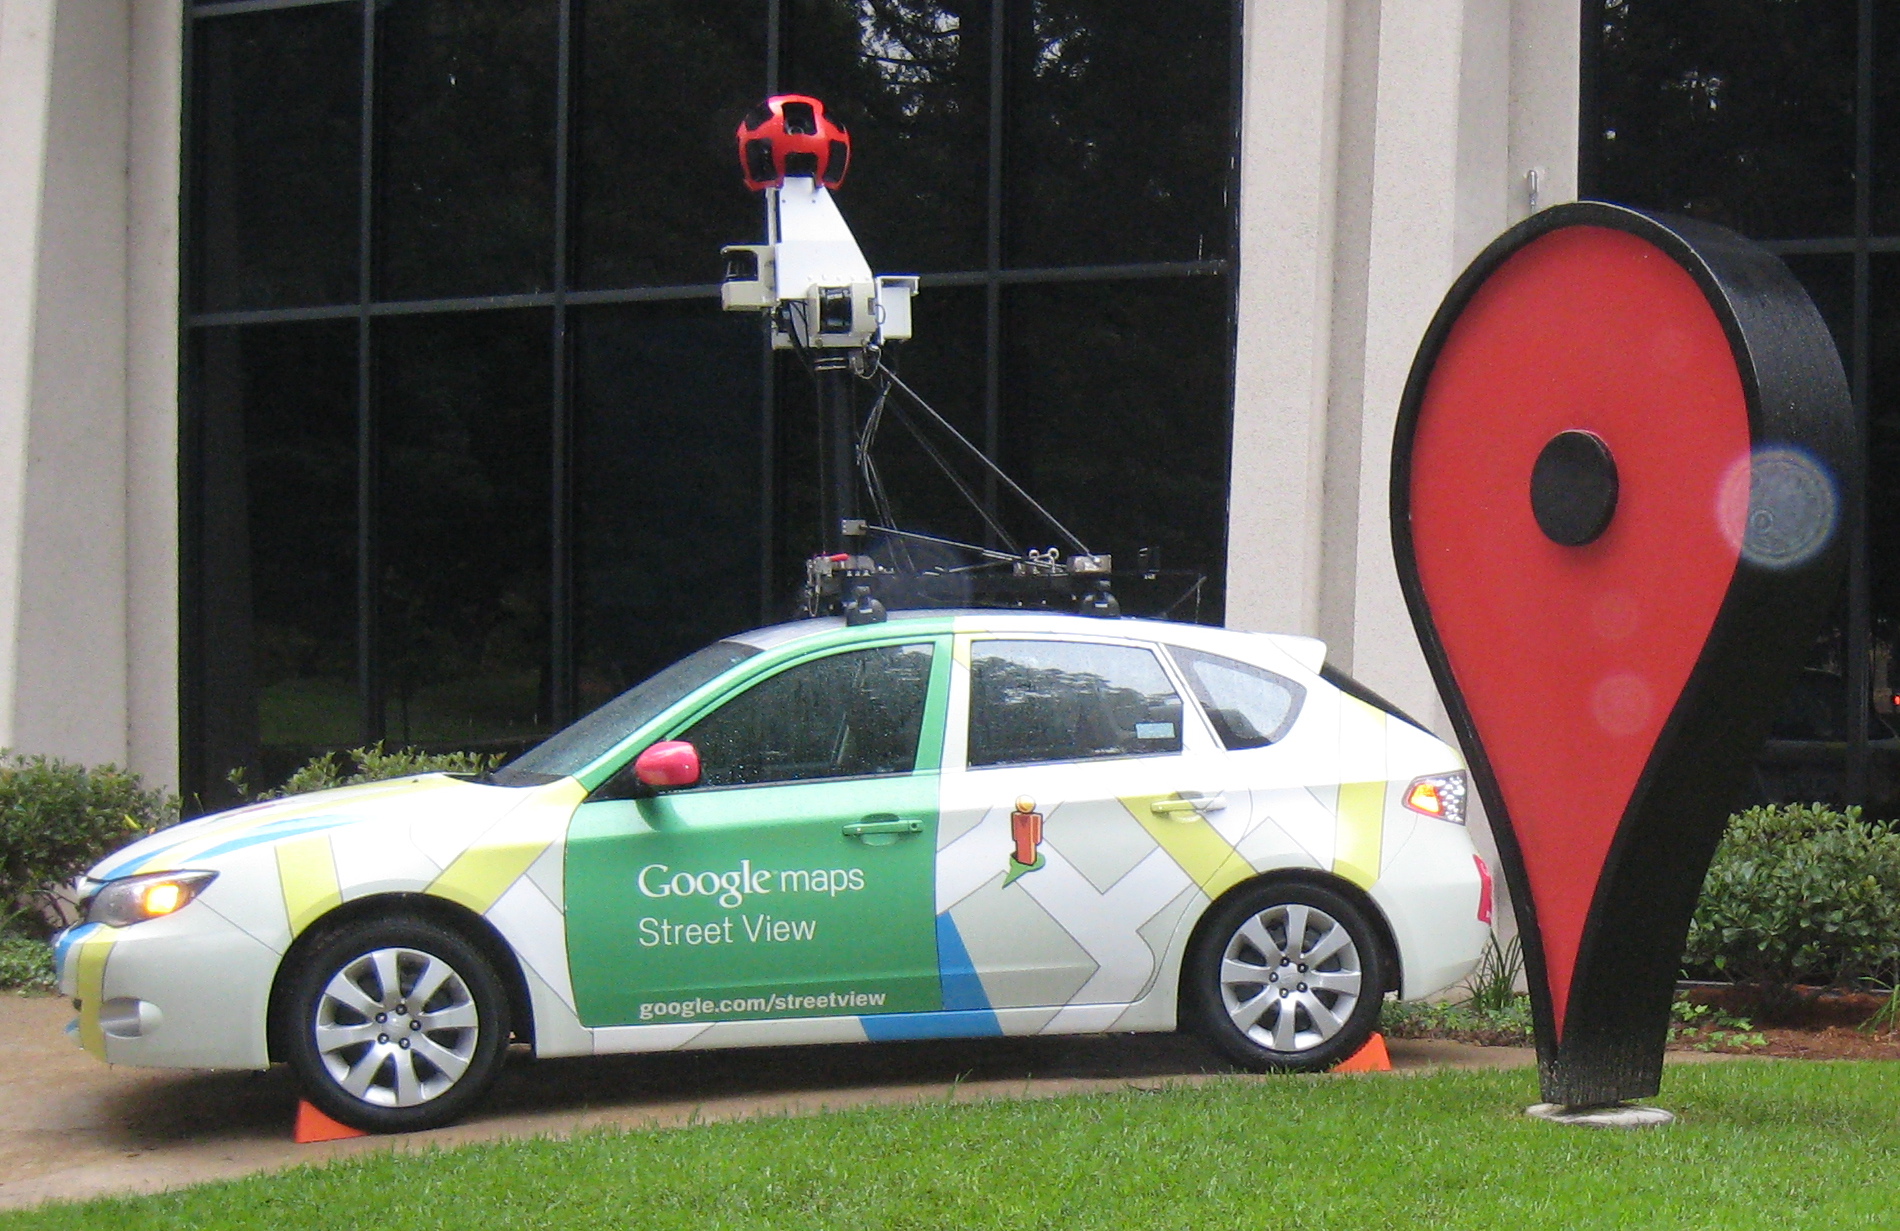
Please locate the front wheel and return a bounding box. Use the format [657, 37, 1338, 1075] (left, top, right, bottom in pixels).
[282, 915, 510, 1133]
[1185, 881, 1390, 1073]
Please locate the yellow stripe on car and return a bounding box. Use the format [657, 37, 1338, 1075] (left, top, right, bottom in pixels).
[428, 781, 586, 915]
[1333, 781, 1385, 888]
[276, 835, 342, 936]
[1128, 794, 1254, 900]
[74, 931, 116, 1060]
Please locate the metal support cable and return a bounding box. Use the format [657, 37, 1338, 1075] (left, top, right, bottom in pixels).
[873, 361, 1093, 557]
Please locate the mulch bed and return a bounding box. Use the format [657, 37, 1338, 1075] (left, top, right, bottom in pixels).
[1671, 986, 1900, 1060]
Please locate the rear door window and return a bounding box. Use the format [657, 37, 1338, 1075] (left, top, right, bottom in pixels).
[968, 639, 1184, 768]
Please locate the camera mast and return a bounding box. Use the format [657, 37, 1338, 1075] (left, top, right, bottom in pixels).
[720, 95, 1121, 626]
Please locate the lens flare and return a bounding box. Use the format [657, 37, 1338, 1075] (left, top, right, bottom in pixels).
[1716, 446, 1839, 570]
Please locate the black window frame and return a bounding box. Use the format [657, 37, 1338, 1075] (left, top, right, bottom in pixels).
[179, 0, 1244, 809]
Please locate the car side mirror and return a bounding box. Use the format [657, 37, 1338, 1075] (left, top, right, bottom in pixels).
[634, 740, 701, 790]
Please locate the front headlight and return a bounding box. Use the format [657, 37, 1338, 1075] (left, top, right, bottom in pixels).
[85, 870, 218, 928]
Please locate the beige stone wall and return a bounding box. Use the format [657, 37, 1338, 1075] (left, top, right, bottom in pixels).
[0, 0, 177, 788]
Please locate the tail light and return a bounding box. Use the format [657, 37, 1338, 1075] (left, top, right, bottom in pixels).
[1402, 772, 1468, 825]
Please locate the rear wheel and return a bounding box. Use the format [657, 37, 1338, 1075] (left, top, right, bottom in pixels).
[1186, 881, 1389, 1073]
[282, 915, 509, 1132]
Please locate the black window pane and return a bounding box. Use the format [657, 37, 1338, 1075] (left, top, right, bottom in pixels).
[574, 0, 766, 290]
[1000, 276, 1230, 622]
[1783, 254, 1855, 361]
[375, 311, 552, 750]
[1874, 6, 1900, 234]
[1004, 0, 1232, 267]
[860, 286, 990, 560]
[680, 644, 935, 786]
[191, 321, 359, 805]
[375, 0, 557, 300]
[1864, 256, 1900, 810]
[968, 639, 1182, 767]
[782, 0, 990, 274]
[1590, 0, 1856, 240]
[574, 304, 766, 712]
[192, 6, 360, 312]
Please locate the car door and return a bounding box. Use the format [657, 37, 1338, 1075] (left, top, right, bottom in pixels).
[564, 636, 949, 1029]
[933, 634, 1249, 1032]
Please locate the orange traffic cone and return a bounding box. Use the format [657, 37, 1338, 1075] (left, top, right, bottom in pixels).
[1332, 1032, 1393, 1073]
[294, 1099, 368, 1143]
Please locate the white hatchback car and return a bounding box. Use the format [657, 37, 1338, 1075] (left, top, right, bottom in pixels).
[57, 612, 1492, 1131]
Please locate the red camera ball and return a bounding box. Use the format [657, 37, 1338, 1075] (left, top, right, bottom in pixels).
[736, 95, 850, 192]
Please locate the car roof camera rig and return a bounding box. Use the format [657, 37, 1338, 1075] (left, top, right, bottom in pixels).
[721, 95, 1161, 625]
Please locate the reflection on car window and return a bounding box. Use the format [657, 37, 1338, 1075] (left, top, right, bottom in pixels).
[494, 640, 759, 783]
[679, 643, 936, 788]
[968, 640, 1183, 768]
[1170, 646, 1305, 750]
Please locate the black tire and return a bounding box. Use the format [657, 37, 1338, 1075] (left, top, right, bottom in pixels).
[1185, 880, 1390, 1073]
[282, 915, 510, 1133]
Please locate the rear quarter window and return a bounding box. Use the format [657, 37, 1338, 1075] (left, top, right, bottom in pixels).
[1168, 646, 1306, 749]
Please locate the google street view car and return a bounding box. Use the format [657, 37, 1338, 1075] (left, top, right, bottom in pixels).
[56, 611, 1491, 1132]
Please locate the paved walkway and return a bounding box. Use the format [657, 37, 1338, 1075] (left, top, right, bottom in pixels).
[0, 990, 1642, 1211]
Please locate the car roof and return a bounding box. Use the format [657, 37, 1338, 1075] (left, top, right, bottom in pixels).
[728, 611, 1328, 674]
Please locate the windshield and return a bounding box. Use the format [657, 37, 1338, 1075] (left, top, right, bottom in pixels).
[491, 641, 760, 784]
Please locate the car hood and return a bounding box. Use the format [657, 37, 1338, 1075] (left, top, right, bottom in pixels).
[86, 774, 539, 882]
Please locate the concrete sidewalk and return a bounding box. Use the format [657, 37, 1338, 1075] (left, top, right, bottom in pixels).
[0, 991, 1550, 1211]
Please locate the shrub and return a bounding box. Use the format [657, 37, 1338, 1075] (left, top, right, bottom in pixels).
[1684, 803, 1900, 987]
[0, 753, 177, 937]
[230, 743, 504, 801]
[0, 929, 54, 991]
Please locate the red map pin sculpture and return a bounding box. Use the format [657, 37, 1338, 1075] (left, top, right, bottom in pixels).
[1391, 202, 1855, 1107]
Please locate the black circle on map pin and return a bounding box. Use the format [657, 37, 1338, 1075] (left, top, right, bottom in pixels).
[1390, 202, 1855, 1108]
[1530, 430, 1618, 546]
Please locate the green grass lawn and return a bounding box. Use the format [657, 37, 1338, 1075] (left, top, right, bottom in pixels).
[8, 1061, 1899, 1229]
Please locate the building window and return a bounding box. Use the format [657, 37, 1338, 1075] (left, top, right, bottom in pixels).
[1584, 0, 1900, 813]
[182, 0, 1241, 807]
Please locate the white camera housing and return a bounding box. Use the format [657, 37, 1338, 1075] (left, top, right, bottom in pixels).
[721, 175, 917, 350]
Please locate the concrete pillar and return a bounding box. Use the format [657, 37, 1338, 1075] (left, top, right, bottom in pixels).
[1225, 1, 1345, 638]
[126, 0, 181, 792]
[0, 0, 178, 788]
[1229, 0, 1580, 722]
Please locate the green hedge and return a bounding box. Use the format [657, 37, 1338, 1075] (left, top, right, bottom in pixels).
[230, 743, 503, 801]
[1684, 803, 1900, 987]
[0, 752, 176, 938]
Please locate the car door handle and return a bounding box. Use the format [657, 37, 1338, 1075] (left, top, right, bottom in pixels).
[843, 816, 923, 837]
[1150, 795, 1225, 819]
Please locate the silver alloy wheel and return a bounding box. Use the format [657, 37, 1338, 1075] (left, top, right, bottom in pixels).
[313, 946, 480, 1108]
[1217, 902, 1364, 1053]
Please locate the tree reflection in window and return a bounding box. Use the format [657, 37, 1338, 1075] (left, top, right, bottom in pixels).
[680, 643, 935, 787]
[968, 639, 1182, 768]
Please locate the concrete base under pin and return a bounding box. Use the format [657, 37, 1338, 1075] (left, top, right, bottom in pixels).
[1526, 1102, 1675, 1128]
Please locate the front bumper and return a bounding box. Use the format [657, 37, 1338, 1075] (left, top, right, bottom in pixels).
[53, 902, 279, 1070]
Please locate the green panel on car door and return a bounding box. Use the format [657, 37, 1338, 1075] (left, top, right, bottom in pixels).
[565, 774, 941, 1027]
